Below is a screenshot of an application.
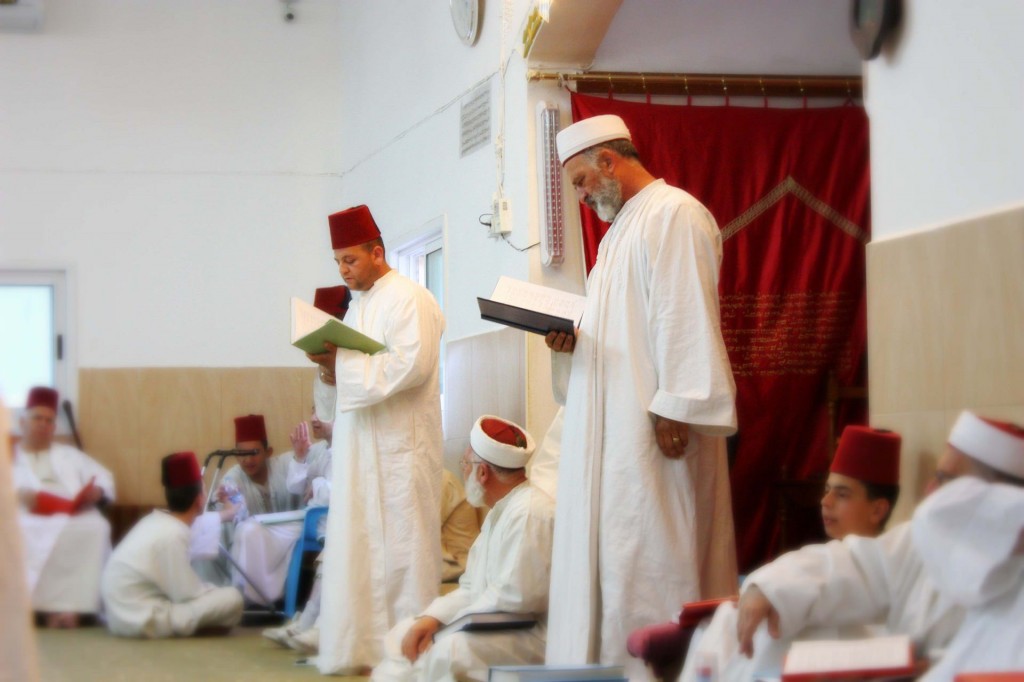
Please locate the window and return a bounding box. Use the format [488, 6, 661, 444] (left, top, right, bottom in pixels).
[0, 268, 73, 429]
[394, 219, 446, 412]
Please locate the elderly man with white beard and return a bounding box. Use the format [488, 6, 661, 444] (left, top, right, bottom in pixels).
[371, 416, 556, 682]
[544, 114, 738, 678]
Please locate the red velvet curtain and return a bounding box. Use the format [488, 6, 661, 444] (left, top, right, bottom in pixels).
[571, 94, 870, 571]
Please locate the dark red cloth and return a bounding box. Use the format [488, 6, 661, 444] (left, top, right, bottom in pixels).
[570, 94, 870, 570]
[162, 451, 202, 488]
[234, 414, 267, 444]
[831, 426, 901, 487]
[26, 386, 58, 411]
[313, 285, 351, 320]
[328, 205, 381, 249]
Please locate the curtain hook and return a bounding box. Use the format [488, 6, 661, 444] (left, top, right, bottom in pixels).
[607, 73, 614, 100]
[641, 72, 651, 105]
[799, 78, 807, 109]
[845, 78, 854, 106]
[722, 77, 730, 107]
[683, 75, 691, 107]
[760, 77, 768, 108]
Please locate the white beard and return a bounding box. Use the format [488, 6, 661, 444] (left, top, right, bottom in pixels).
[465, 466, 487, 508]
[586, 174, 624, 222]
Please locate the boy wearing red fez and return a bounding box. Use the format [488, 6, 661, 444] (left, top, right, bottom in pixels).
[11, 386, 116, 629]
[205, 414, 305, 606]
[101, 452, 242, 638]
[821, 425, 902, 540]
[307, 204, 446, 674]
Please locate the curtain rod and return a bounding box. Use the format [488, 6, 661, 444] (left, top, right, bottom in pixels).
[528, 71, 862, 99]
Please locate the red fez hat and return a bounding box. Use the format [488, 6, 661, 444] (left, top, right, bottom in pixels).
[162, 451, 202, 488]
[26, 386, 59, 411]
[329, 205, 382, 249]
[470, 415, 536, 468]
[234, 414, 267, 444]
[830, 425, 901, 487]
[313, 285, 352, 320]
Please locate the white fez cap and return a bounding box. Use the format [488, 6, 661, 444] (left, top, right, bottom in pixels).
[556, 114, 632, 165]
[948, 410, 1024, 479]
[470, 415, 536, 469]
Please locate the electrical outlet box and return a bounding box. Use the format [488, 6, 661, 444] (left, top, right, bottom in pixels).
[490, 192, 513, 237]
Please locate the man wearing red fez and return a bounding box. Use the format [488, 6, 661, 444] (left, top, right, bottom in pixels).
[101, 452, 243, 637]
[373, 416, 555, 681]
[200, 414, 305, 606]
[11, 386, 116, 629]
[821, 426, 902, 540]
[545, 115, 738, 674]
[307, 204, 445, 673]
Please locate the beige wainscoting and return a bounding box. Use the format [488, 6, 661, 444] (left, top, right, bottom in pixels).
[867, 204, 1024, 523]
[78, 367, 317, 505]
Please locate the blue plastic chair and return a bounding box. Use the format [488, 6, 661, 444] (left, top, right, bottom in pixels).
[283, 506, 328, 617]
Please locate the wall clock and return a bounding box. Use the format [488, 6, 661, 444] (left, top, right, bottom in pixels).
[450, 0, 479, 46]
[850, 0, 902, 60]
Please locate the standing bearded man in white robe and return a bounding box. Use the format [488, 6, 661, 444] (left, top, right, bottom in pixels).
[544, 115, 738, 677]
[307, 204, 445, 674]
[12, 386, 115, 629]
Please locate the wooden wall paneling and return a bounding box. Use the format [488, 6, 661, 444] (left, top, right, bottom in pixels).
[78, 369, 143, 504]
[220, 368, 313, 457]
[137, 368, 222, 505]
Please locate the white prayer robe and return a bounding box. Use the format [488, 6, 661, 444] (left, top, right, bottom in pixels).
[372, 481, 555, 682]
[320, 270, 445, 673]
[12, 442, 115, 613]
[912, 477, 1024, 679]
[0, 403, 40, 682]
[741, 524, 963, 668]
[101, 511, 243, 638]
[220, 453, 303, 604]
[546, 180, 739, 677]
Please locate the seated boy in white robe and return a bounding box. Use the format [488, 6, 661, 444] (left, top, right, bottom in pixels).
[101, 451, 243, 638]
[12, 386, 115, 629]
[372, 415, 556, 682]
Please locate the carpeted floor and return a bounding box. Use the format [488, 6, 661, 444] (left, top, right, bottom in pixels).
[36, 625, 368, 681]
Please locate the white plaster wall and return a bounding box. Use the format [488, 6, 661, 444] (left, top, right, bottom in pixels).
[866, 0, 1024, 239]
[0, 0, 345, 367]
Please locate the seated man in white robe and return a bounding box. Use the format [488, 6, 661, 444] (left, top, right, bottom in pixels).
[213, 413, 304, 605]
[101, 451, 243, 638]
[911, 417, 1024, 680]
[12, 386, 115, 629]
[676, 425, 902, 681]
[372, 415, 555, 682]
[690, 411, 1022, 682]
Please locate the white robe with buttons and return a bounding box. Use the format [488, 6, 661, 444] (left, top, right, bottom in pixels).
[319, 270, 445, 673]
[913, 477, 1024, 680]
[12, 442, 115, 613]
[546, 180, 739, 678]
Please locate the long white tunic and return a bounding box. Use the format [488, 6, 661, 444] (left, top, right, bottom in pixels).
[12, 442, 115, 612]
[320, 270, 445, 673]
[743, 523, 964, 664]
[101, 511, 243, 638]
[220, 453, 304, 604]
[546, 180, 739, 676]
[373, 481, 556, 682]
[913, 477, 1024, 680]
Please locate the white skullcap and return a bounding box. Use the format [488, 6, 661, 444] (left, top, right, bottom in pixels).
[948, 410, 1024, 479]
[470, 415, 536, 469]
[556, 114, 632, 165]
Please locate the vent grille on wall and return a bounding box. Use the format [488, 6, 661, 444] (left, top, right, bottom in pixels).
[459, 83, 490, 157]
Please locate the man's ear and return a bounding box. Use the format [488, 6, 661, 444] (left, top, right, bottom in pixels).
[476, 461, 491, 485]
[265, 446, 274, 457]
[597, 148, 616, 173]
[868, 498, 891, 527]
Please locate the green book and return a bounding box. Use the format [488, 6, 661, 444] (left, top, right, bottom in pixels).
[290, 297, 385, 355]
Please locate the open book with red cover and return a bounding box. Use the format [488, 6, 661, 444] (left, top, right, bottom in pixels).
[676, 596, 737, 628]
[33, 477, 97, 516]
[781, 634, 916, 681]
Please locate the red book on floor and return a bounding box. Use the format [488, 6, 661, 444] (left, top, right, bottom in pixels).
[677, 597, 737, 628]
[33, 477, 96, 515]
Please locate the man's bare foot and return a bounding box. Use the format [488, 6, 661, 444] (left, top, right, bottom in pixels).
[44, 612, 79, 628]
